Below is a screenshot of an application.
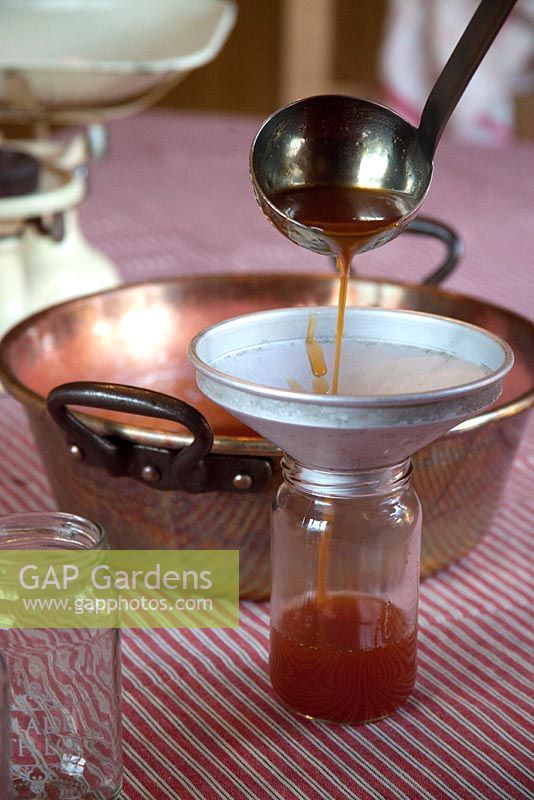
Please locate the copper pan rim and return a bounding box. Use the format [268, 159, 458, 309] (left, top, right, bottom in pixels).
[0, 272, 532, 455]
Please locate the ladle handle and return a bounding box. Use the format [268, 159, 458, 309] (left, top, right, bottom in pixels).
[418, 0, 518, 155]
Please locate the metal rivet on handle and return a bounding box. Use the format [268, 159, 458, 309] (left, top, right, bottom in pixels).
[141, 465, 160, 483]
[232, 474, 253, 490]
[69, 444, 84, 461]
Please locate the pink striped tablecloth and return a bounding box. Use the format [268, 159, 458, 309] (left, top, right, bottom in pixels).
[1, 111, 533, 800]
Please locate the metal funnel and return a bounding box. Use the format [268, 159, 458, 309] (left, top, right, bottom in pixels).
[189, 307, 513, 470]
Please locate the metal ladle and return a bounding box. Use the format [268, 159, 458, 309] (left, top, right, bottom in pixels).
[250, 0, 517, 257]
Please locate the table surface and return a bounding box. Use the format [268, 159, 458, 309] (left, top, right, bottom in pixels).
[1, 111, 533, 800]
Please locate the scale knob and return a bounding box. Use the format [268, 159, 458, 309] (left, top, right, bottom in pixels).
[0, 149, 40, 197]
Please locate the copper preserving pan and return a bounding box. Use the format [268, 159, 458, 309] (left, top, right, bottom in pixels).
[0, 269, 532, 600]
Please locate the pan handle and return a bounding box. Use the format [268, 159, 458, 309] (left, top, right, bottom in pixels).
[404, 216, 463, 285]
[47, 381, 214, 492]
[47, 382, 273, 494]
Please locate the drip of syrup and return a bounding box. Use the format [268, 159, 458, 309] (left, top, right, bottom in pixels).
[305, 313, 329, 394]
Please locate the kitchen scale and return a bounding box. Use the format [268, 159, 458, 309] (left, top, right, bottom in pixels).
[0, 0, 237, 340]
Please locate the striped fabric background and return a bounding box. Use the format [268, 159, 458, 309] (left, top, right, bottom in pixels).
[0, 112, 532, 799]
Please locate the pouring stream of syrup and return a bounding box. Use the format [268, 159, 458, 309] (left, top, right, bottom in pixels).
[272, 185, 418, 394]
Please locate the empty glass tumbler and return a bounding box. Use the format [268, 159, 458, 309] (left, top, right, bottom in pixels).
[0, 512, 122, 799]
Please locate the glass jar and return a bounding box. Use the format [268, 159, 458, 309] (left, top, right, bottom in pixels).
[1, 652, 11, 799]
[0, 512, 122, 799]
[270, 456, 422, 725]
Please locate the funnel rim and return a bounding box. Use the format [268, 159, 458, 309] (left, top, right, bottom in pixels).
[189, 306, 514, 408]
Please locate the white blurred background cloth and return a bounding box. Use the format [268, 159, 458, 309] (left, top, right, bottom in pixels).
[381, 0, 534, 143]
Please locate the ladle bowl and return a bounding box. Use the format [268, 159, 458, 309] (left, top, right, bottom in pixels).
[250, 95, 431, 256]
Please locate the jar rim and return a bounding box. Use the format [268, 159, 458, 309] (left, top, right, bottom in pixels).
[0, 511, 106, 550]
